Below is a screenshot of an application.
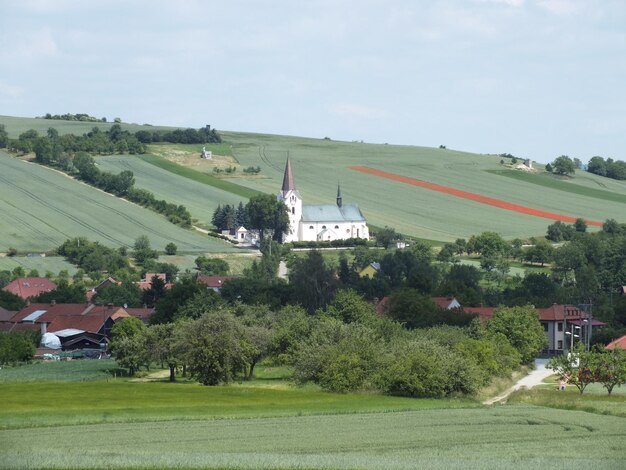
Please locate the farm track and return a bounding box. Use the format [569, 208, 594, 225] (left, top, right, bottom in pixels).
[350, 166, 605, 226]
[258, 145, 283, 172]
[0, 203, 63, 245]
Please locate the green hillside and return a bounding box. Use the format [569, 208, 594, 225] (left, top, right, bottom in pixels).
[0, 151, 234, 253]
[1, 115, 625, 245]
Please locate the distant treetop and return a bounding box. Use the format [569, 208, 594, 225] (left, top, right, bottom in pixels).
[39, 113, 108, 122]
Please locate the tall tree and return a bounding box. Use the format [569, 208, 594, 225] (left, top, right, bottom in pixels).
[245, 194, 289, 241]
[288, 250, 337, 313]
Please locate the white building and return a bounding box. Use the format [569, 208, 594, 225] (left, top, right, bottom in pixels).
[278, 159, 369, 243]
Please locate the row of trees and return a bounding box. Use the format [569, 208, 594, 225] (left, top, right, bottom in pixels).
[40, 113, 108, 122]
[211, 203, 247, 231]
[587, 156, 626, 180]
[134, 125, 221, 145]
[111, 292, 544, 396]
[549, 345, 626, 395]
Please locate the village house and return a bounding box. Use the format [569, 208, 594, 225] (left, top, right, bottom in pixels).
[197, 275, 238, 293]
[2, 277, 57, 300]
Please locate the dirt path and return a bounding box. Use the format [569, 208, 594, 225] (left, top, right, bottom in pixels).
[349, 166, 603, 226]
[483, 359, 553, 405]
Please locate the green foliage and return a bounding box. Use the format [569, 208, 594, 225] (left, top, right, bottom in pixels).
[94, 280, 143, 307]
[164, 242, 177, 255]
[33, 279, 87, 303]
[133, 235, 158, 265]
[245, 193, 290, 241]
[184, 312, 252, 385]
[151, 276, 208, 324]
[374, 226, 402, 249]
[0, 290, 26, 311]
[288, 250, 338, 313]
[486, 306, 546, 364]
[0, 332, 37, 365]
[551, 155, 576, 176]
[195, 256, 229, 275]
[591, 347, 626, 395]
[109, 317, 148, 376]
[548, 344, 594, 394]
[523, 239, 554, 266]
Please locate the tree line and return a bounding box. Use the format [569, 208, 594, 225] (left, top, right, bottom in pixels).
[110, 292, 544, 397]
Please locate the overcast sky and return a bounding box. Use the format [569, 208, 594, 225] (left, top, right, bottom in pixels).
[1, 0, 624, 163]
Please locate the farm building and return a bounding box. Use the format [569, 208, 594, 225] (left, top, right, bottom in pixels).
[197, 275, 239, 293]
[2, 277, 57, 299]
[606, 334, 626, 350]
[278, 159, 369, 243]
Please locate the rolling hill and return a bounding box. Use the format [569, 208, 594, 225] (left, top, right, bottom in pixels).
[1, 115, 625, 248]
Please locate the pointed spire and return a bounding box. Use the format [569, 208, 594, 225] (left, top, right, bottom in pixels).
[281, 158, 295, 194]
[336, 184, 343, 207]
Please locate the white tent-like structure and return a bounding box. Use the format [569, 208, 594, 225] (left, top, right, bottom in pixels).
[40, 332, 62, 350]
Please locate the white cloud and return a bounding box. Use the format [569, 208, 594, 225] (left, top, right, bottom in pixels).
[329, 103, 388, 120]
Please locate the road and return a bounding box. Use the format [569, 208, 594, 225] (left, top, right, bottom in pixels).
[483, 358, 553, 405]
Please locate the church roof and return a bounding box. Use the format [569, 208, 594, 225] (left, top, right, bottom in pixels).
[281, 159, 295, 194]
[302, 204, 366, 223]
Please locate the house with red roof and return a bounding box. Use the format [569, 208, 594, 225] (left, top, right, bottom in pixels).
[197, 275, 238, 293]
[136, 273, 172, 291]
[124, 306, 155, 324]
[431, 296, 461, 310]
[2, 277, 57, 299]
[6, 302, 130, 351]
[462, 307, 496, 322]
[606, 334, 626, 350]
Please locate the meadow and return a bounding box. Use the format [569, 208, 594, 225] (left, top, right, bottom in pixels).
[0, 256, 77, 275]
[1, 361, 625, 469]
[3, 115, 626, 245]
[0, 151, 235, 253]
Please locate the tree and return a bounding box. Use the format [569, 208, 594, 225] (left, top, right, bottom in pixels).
[523, 239, 554, 267]
[245, 194, 289, 241]
[151, 276, 207, 324]
[545, 163, 553, 173]
[164, 242, 177, 255]
[109, 317, 148, 376]
[0, 332, 37, 365]
[551, 155, 576, 176]
[574, 218, 587, 233]
[195, 256, 229, 275]
[133, 235, 158, 265]
[591, 348, 626, 395]
[288, 250, 337, 313]
[33, 279, 87, 304]
[486, 306, 546, 364]
[547, 344, 594, 394]
[587, 156, 607, 176]
[325, 289, 379, 324]
[146, 323, 185, 382]
[0, 124, 8, 148]
[384, 288, 442, 329]
[184, 312, 251, 385]
[375, 226, 401, 249]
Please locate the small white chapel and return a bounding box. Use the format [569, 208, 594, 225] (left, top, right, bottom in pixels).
[277, 159, 369, 243]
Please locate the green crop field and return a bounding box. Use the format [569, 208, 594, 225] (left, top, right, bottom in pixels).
[215, 131, 626, 242]
[3, 115, 626, 244]
[97, 155, 245, 227]
[0, 256, 77, 275]
[0, 374, 624, 469]
[0, 151, 236, 253]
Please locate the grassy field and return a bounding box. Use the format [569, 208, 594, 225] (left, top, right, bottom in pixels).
[0, 383, 624, 469]
[0, 256, 77, 275]
[0, 151, 236, 253]
[3, 115, 626, 244]
[1, 360, 625, 469]
[159, 252, 260, 275]
[217, 131, 626, 241]
[97, 155, 246, 227]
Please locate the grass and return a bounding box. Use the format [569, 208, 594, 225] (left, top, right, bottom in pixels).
[97, 155, 246, 228]
[1, 361, 625, 469]
[158, 252, 260, 275]
[0, 256, 77, 275]
[0, 151, 236, 253]
[138, 154, 262, 199]
[509, 385, 626, 417]
[486, 169, 626, 205]
[0, 359, 124, 384]
[148, 142, 234, 157]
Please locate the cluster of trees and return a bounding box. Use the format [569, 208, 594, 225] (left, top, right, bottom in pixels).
[55, 152, 192, 227]
[0, 331, 38, 365]
[549, 345, 626, 395]
[545, 219, 587, 242]
[587, 156, 626, 180]
[546, 155, 577, 176]
[40, 113, 108, 122]
[134, 125, 221, 145]
[0, 124, 8, 148]
[212, 203, 247, 231]
[111, 289, 543, 397]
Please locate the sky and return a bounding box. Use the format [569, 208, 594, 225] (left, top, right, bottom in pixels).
[1, 0, 625, 164]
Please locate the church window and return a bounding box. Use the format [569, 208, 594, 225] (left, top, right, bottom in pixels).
[292, 207, 295, 214]
[322, 225, 326, 229]
[334, 225, 339, 229]
[346, 229, 350, 233]
[309, 225, 314, 229]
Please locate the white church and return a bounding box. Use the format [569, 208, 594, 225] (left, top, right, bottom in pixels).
[278, 159, 369, 243]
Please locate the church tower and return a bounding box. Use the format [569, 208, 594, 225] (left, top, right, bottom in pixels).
[277, 158, 302, 242]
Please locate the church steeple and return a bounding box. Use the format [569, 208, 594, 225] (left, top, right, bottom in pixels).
[336, 184, 343, 208]
[281, 158, 295, 196]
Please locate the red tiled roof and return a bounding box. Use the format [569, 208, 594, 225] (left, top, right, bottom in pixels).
[0, 306, 15, 322]
[47, 315, 108, 335]
[136, 273, 172, 291]
[462, 307, 496, 321]
[124, 307, 154, 321]
[537, 304, 585, 321]
[10, 303, 89, 323]
[431, 297, 460, 310]
[197, 275, 238, 288]
[2, 277, 57, 299]
[607, 334, 626, 350]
